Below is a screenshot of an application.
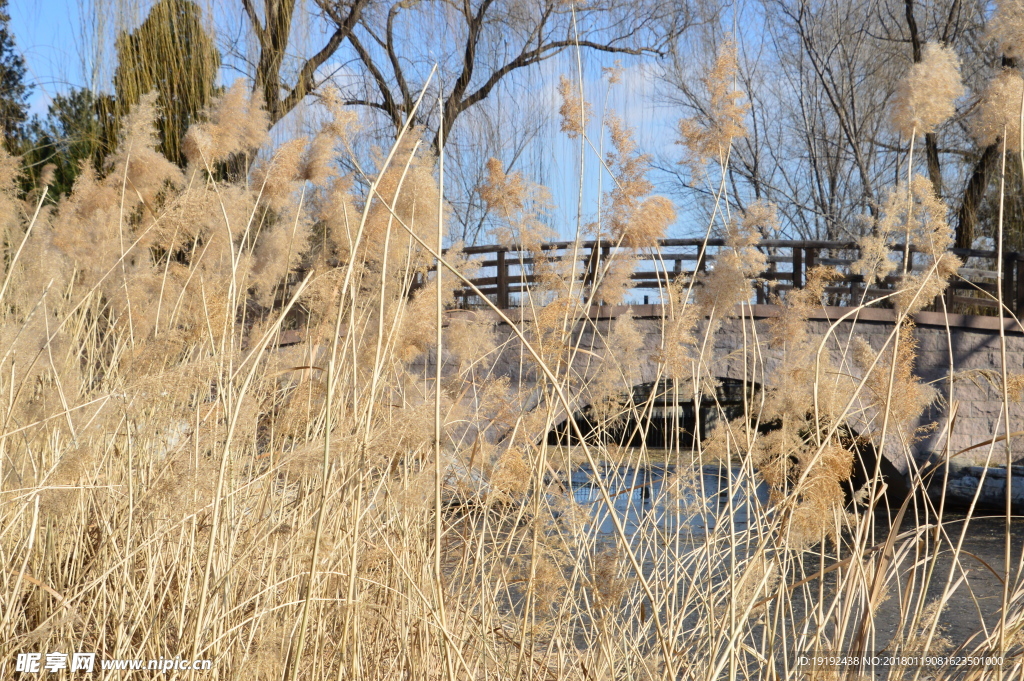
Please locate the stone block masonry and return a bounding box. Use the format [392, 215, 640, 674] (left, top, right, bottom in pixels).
[452, 304, 1024, 472]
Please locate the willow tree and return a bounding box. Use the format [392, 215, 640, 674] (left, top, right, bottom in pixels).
[114, 0, 220, 165]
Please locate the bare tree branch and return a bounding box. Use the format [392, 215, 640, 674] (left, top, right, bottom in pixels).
[244, 0, 369, 125]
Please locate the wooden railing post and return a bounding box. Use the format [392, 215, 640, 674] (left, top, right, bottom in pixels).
[1017, 254, 1024, 316]
[583, 243, 599, 288]
[1004, 253, 1016, 317]
[793, 246, 803, 289]
[807, 248, 817, 296]
[496, 249, 509, 309]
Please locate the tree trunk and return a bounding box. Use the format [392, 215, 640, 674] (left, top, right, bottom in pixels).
[955, 144, 998, 250]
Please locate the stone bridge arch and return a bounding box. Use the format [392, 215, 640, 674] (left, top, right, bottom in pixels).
[544, 377, 758, 449]
[469, 303, 1024, 472]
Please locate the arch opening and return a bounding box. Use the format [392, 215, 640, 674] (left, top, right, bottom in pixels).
[544, 377, 909, 505]
[546, 378, 757, 451]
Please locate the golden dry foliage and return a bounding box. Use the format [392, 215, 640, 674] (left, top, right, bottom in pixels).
[741, 264, 863, 543]
[882, 176, 960, 315]
[182, 79, 270, 165]
[589, 115, 676, 306]
[479, 156, 555, 251]
[696, 200, 776, 317]
[751, 428, 855, 548]
[587, 546, 627, 610]
[1006, 373, 1024, 401]
[444, 310, 499, 372]
[972, 68, 1024, 152]
[986, 0, 1024, 61]
[765, 266, 860, 430]
[586, 311, 645, 424]
[677, 40, 749, 183]
[0, 32, 1011, 681]
[653, 279, 700, 379]
[768, 266, 841, 351]
[851, 232, 897, 287]
[853, 323, 936, 434]
[603, 114, 675, 250]
[853, 176, 960, 305]
[890, 42, 964, 138]
[557, 75, 592, 139]
[104, 92, 185, 209]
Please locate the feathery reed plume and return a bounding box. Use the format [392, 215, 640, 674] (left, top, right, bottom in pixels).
[479, 157, 554, 251]
[106, 91, 184, 209]
[972, 68, 1024, 152]
[890, 42, 964, 138]
[38, 163, 55, 188]
[182, 79, 269, 165]
[557, 75, 591, 139]
[603, 114, 675, 250]
[677, 40, 748, 183]
[696, 200, 776, 317]
[880, 176, 961, 314]
[852, 323, 936, 434]
[249, 139, 315, 305]
[586, 310, 644, 424]
[986, 0, 1024, 61]
[653, 279, 700, 379]
[444, 310, 498, 372]
[851, 232, 897, 287]
[582, 114, 676, 305]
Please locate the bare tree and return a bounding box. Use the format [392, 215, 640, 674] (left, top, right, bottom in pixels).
[236, 0, 688, 242]
[319, 0, 687, 149]
[662, 0, 902, 239]
[660, 0, 997, 245]
[242, 0, 369, 126]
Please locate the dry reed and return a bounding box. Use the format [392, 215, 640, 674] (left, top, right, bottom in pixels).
[0, 34, 1022, 681]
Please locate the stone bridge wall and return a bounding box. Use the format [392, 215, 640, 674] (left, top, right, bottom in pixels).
[470, 304, 1024, 471]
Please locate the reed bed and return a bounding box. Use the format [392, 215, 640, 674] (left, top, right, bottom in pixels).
[0, 38, 1023, 681]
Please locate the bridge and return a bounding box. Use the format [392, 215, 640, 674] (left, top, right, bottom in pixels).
[434, 238, 1024, 469]
[449, 238, 1024, 313]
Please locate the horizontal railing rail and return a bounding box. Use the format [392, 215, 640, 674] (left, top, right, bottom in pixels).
[424, 239, 1024, 316]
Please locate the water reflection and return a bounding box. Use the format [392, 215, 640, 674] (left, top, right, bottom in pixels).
[562, 463, 772, 536]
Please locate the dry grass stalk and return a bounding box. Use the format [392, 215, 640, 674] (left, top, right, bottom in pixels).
[0, 34, 1017, 681]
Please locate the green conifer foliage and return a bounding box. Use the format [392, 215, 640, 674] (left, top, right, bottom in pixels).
[0, 0, 30, 148]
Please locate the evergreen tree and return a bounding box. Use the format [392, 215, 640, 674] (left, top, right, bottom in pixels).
[0, 0, 30, 147]
[20, 89, 117, 198]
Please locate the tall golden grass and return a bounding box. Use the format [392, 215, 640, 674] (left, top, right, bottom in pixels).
[0, 37, 1023, 681]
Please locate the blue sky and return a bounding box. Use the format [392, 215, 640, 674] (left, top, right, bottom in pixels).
[10, 0, 94, 116]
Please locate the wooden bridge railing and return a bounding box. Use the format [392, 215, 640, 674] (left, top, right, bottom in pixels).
[435, 239, 1024, 316]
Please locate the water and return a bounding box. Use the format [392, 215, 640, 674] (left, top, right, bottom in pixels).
[563, 463, 771, 536]
[562, 462, 1024, 665]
